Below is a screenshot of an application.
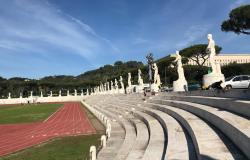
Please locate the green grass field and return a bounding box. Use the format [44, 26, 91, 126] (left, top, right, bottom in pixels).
[0, 134, 102, 160]
[0, 103, 105, 160]
[0, 104, 62, 124]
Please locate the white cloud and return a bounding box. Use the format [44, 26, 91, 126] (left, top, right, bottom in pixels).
[0, 0, 118, 60]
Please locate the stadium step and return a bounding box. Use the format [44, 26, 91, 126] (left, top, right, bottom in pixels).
[133, 111, 165, 160]
[112, 98, 242, 160]
[148, 96, 250, 159]
[102, 104, 150, 160]
[87, 104, 126, 160]
[156, 94, 250, 118]
[113, 101, 192, 160]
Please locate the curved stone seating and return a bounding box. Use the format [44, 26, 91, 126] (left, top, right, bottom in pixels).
[125, 118, 149, 160]
[88, 104, 126, 160]
[133, 111, 165, 160]
[107, 104, 150, 160]
[93, 103, 140, 160]
[104, 107, 137, 160]
[83, 94, 250, 160]
[109, 101, 191, 160]
[113, 98, 241, 160]
[104, 101, 166, 160]
[148, 97, 250, 159]
[158, 95, 250, 118]
[102, 103, 165, 160]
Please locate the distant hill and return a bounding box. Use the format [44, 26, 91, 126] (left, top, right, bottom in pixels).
[1, 56, 250, 98]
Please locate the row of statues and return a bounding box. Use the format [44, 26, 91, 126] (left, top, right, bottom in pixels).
[7, 89, 87, 99]
[172, 33, 224, 91]
[6, 34, 224, 99]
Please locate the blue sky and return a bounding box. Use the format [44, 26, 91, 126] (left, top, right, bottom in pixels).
[0, 0, 249, 78]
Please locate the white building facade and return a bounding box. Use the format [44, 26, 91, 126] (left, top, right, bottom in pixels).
[187, 54, 250, 66]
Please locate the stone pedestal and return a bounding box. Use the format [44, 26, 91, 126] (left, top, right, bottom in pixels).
[126, 87, 132, 94]
[203, 73, 225, 89]
[173, 79, 188, 92]
[151, 84, 159, 92]
[135, 85, 144, 93]
[119, 89, 125, 94]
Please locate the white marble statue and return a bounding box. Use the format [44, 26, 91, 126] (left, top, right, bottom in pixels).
[203, 34, 225, 88]
[31, 91, 33, 98]
[207, 34, 217, 75]
[173, 51, 188, 92]
[86, 89, 89, 96]
[152, 63, 161, 91]
[59, 90, 62, 97]
[74, 89, 77, 96]
[81, 90, 84, 96]
[174, 51, 185, 80]
[67, 90, 70, 96]
[115, 79, 118, 89]
[128, 73, 132, 87]
[104, 83, 106, 92]
[119, 76, 124, 90]
[50, 91, 53, 97]
[138, 69, 143, 86]
[8, 92, 11, 99]
[20, 93, 22, 98]
[152, 63, 159, 84]
[40, 91, 43, 97]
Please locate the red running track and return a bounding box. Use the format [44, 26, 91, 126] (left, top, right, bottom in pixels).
[0, 102, 96, 156]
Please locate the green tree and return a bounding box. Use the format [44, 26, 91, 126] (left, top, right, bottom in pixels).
[221, 5, 250, 35]
[179, 44, 222, 66]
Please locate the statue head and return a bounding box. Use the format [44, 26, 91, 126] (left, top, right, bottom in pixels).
[153, 63, 157, 68]
[176, 50, 179, 55]
[207, 34, 213, 40]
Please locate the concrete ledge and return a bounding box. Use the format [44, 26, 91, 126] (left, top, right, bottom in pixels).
[166, 89, 250, 100]
[162, 95, 250, 118]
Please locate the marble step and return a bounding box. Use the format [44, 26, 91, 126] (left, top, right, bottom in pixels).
[149, 98, 250, 159]
[156, 94, 250, 118]
[91, 105, 126, 160]
[109, 101, 191, 160]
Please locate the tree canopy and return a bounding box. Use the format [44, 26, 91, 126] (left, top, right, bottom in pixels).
[179, 44, 222, 66]
[221, 5, 250, 35]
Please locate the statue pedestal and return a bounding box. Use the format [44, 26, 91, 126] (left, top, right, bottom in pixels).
[151, 84, 159, 92]
[119, 89, 125, 94]
[173, 79, 188, 92]
[203, 73, 225, 89]
[135, 85, 144, 93]
[126, 87, 132, 94]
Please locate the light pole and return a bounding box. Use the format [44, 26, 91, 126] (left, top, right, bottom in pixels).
[146, 53, 154, 92]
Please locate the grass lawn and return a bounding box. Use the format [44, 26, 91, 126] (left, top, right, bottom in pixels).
[0, 134, 102, 160]
[0, 104, 62, 124]
[0, 103, 105, 160]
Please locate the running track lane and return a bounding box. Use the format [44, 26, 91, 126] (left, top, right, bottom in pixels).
[0, 102, 96, 156]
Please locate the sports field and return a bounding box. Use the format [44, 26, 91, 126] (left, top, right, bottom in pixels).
[0, 102, 104, 160]
[0, 103, 62, 124]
